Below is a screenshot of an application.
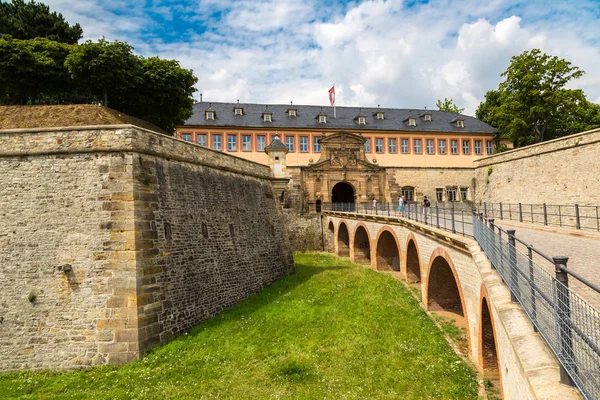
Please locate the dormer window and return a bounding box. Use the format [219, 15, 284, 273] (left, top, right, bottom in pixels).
[319, 115, 327, 123]
[234, 107, 243, 116]
[263, 113, 272, 122]
[205, 111, 215, 120]
[456, 120, 464, 128]
[358, 116, 366, 125]
[424, 114, 432, 121]
[288, 109, 297, 117]
[408, 118, 417, 126]
[376, 112, 384, 120]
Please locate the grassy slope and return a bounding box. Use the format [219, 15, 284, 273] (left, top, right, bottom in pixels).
[0, 253, 478, 399]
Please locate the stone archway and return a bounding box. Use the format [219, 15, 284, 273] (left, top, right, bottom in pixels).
[406, 239, 421, 283]
[337, 222, 350, 257]
[332, 182, 355, 205]
[481, 297, 500, 376]
[326, 221, 335, 252]
[353, 225, 371, 264]
[427, 255, 464, 315]
[376, 230, 400, 271]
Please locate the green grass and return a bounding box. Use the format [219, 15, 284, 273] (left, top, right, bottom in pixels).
[0, 252, 478, 399]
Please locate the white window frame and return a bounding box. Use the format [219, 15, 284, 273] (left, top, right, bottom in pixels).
[486, 140, 493, 155]
[446, 187, 457, 201]
[424, 114, 432, 121]
[460, 187, 468, 201]
[206, 111, 214, 120]
[358, 117, 366, 125]
[438, 139, 446, 155]
[376, 112, 384, 120]
[234, 108, 243, 115]
[401, 139, 409, 154]
[408, 118, 417, 126]
[289, 109, 296, 117]
[182, 134, 192, 142]
[450, 140, 458, 155]
[300, 136, 308, 153]
[319, 115, 327, 123]
[388, 138, 397, 154]
[227, 134, 237, 151]
[264, 114, 272, 122]
[197, 134, 207, 147]
[463, 140, 470, 155]
[475, 140, 482, 155]
[375, 138, 384, 153]
[285, 136, 295, 152]
[436, 188, 443, 202]
[313, 136, 321, 152]
[212, 134, 222, 151]
[426, 139, 434, 154]
[457, 120, 464, 128]
[257, 135, 266, 152]
[364, 138, 371, 153]
[414, 139, 422, 154]
[242, 135, 251, 151]
[401, 187, 414, 202]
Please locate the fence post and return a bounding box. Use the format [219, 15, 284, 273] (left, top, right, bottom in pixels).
[528, 245, 538, 332]
[484, 202, 487, 218]
[424, 206, 428, 225]
[499, 202, 503, 220]
[387, 202, 390, 216]
[507, 230, 519, 303]
[436, 205, 440, 228]
[451, 202, 456, 234]
[519, 203, 523, 222]
[575, 204, 580, 230]
[552, 256, 576, 388]
[543, 203, 548, 226]
[489, 219, 496, 270]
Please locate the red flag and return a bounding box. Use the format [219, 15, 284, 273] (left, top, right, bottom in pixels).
[328, 85, 335, 106]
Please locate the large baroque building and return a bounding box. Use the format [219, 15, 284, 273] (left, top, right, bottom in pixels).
[176, 101, 498, 212]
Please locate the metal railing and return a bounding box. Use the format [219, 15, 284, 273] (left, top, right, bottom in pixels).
[324, 202, 474, 237]
[473, 214, 600, 400]
[477, 202, 600, 231]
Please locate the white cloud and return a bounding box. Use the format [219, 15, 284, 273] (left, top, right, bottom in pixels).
[41, 0, 600, 115]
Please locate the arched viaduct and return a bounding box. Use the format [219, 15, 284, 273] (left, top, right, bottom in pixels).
[325, 212, 580, 400]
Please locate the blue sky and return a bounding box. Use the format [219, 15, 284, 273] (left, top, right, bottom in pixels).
[44, 0, 600, 115]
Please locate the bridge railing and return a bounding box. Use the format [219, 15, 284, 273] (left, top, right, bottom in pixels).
[476, 202, 600, 231]
[473, 214, 600, 400]
[324, 202, 474, 237]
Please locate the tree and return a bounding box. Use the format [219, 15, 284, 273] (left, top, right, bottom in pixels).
[0, 35, 73, 104]
[436, 98, 465, 114]
[0, 0, 82, 44]
[117, 57, 197, 133]
[65, 38, 142, 107]
[476, 49, 600, 147]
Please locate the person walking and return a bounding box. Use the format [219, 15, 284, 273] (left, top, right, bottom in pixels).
[422, 195, 431, 217]
[398, 196, 405, 217]
[372, 198, 377, 213]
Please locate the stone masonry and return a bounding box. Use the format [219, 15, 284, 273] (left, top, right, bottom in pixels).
[0, 125, 294, 371]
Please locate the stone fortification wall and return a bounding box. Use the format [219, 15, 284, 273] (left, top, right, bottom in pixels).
[0, 126, 294, 371]
[281, 212, 324, 252]
[473, 128, 600, 205]
[385, 167, 475, 202]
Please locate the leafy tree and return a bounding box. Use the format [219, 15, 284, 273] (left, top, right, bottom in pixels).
[117, 57, 197, 133]
[0, 35, 73, 104]
[476, 49, 600, 147]
[0, 0, 82, 44]
[65, 38, 142, 107]
[436, 98, 465, 114]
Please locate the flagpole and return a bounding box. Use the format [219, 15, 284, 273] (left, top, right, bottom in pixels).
[333, 84, 336, 119]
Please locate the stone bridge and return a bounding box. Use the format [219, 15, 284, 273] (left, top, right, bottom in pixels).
[325, 211, 581, 400]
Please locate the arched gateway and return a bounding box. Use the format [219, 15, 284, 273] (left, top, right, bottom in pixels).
[331, 182, 355, 204]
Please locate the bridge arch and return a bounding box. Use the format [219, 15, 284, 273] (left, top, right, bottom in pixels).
[405, 233, 421, 283]
[326, 220, 335, 252]
[425, 248, 471, 352]
[375, 227, 401, 271]
[479, 286, 502, 393]
[337, 221, 350, 257]
[352, 223, 371, 264]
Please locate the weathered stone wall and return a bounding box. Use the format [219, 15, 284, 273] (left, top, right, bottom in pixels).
[281, 212, 324, 252]
[0, 125, 294, 371]
[385, 167, 475, 202]
[473, 128, 600, 205]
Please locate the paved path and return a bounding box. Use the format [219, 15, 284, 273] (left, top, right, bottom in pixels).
[494, 220, 600, 311]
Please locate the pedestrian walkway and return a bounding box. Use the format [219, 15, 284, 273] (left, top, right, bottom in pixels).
[494, 219, 600, 311]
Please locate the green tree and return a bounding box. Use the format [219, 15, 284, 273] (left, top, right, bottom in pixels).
[0, 0, 82, 44]
[436, 98, 465, 114]
[476, 49, 600, 147]
[0, 35, 73, 104]
[118, 57, 197, 133]
[65, 38, 142, 107]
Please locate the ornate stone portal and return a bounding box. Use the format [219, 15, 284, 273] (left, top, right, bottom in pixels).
[302, 132, 385, 212]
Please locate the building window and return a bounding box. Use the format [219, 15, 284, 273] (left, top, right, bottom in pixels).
[463, 140, 470, 155]
[414, 139, 422, 154]
[300, 136, 308, 153]
[460, 187, 468, 201]
[182, 134, 192, 142]
[263, 114, 272, 122]
[424, 114, 432, 121]
[486, 140, 493, 155]
[389, 138, 397, 154]
[212, 134, 222, 151]
[456, 120, 464, 128]
[319, 115, 327, 123]
[205, 111, 215, 120]
[313, 136, 321, 152]
[426, 139, 434, 154]
[375, 138, 384, 153]
[376, 112, 384, 120]
[402, 187, 414, 202]
[227, 134, 237, 151]
[286, 136, 295, 152]
[197, 134, 207, 147]
[288, 109, 297, 117]
[234, 108, 243, 115]
[450, 140, 458, 155]
[436, 188, 443, 202]
[358, 116, 366, 125]
[364, 138, 371, 153]
[257, 135, 266, 152]
[242, 135, 251, 151]
[474, 140, 482, 155]
[438, 139, 446, 155]
[401, 139, 409, 154]
[446, 187, 457, 201]
[408, 118, 417, 126]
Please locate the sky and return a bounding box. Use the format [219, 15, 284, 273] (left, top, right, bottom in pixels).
[43, 0, 600, 116]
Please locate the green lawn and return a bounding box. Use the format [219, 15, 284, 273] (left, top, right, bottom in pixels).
[0, 252, 478, 399]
